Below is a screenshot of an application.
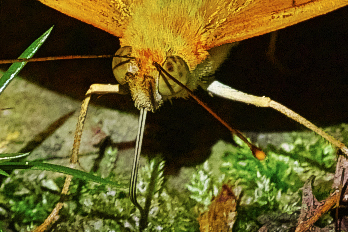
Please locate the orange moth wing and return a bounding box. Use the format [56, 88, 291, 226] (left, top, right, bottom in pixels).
[204, 0, 348, 48]
[38, 0, 348, 49]
[206, 0, 348, 48]
[37, 0, 132, 38]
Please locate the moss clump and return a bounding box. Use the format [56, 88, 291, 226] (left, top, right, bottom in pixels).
[0, 126, 343, 231]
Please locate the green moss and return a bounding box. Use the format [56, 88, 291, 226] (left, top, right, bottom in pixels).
[0, 125, 343, 231]
[186, 132, 337, 231]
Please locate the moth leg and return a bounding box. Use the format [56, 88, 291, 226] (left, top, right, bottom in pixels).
[33, 84, 120, 232]
[207, 80, 348, 156]
[70, 84, 121, 165]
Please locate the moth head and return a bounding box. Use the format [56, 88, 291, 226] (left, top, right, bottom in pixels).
[112, 46, 191, 112]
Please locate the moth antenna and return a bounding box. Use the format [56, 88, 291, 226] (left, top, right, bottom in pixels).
[153, 62, 265, 160]
[0, 54, 136, 64]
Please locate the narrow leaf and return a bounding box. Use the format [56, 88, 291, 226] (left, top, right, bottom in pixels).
[0, 161, 124, 188]
[0, 152, 30, 163]
[0, 169, 9, 177]
[0, 26, 54, 94]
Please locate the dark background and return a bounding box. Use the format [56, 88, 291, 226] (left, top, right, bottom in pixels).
[0, 0, 347, 170]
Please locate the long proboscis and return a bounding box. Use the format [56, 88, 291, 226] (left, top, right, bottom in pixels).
[130, 108, 147, 214]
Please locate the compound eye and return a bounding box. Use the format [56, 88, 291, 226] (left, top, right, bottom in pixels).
[159, 56, 189, 96]
[112, 46, 133, 85]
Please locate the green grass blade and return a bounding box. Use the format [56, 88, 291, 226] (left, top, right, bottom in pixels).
[0, 169, 9, 177]
[0, 26, 54, 95]
[0, 152, 31, 163]
[0, 161, 124, 188]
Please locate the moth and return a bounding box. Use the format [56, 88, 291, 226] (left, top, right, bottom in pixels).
[37, 0, 348, 110]
[12, 0, 348, 231]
